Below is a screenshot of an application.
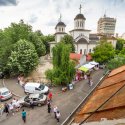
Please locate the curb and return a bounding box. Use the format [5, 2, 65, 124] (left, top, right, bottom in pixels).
[2, 79, 22, 98]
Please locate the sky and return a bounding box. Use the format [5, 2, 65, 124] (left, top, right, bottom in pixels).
[0, 0, 125, 35]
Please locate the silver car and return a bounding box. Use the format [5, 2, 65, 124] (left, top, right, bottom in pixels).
[0, 87, 12, 101]
[18, 93, 47, 107]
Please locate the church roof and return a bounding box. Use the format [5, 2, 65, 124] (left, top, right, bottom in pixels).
[74, 13, 86, 20]
[55, 21, 66, 29]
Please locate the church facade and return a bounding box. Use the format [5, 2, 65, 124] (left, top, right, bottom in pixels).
[50, 6, 99, 57]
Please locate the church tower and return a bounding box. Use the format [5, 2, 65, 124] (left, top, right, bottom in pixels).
[74, 4, 86, 29]
[55, 15, 67, 43]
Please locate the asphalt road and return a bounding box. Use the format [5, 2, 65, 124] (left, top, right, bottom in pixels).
[0, 69, 105, 125]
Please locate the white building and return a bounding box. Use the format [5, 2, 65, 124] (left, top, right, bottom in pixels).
[50, 5, 99, 57]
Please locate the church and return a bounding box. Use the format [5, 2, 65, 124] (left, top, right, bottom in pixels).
[50, 5, 99, 57]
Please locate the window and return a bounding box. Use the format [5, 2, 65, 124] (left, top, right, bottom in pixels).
[80, 49, 82, 54]
[62, 28, 63, 32]
[35, 88, 40, 91]
[89, 49, 91, 53]
[59, 28, 61, 32]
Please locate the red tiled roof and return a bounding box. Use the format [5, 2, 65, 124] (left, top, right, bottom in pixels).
[74, 65, 125, 123]
[70, 53, 82, 60]
[86, 54, 92, 61]
[108, 65, 125, 77]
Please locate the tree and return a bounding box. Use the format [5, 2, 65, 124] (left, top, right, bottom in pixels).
[61, 35, 75, 52]
[45, 42, 75, 86]
[116, 38, 125, 54]
[41, 35, 55, 54]
[28, 32, 46, 57]
[7, 39, 38, 76]
[107, 55, 125, 70]
[92, 42, 115, 64]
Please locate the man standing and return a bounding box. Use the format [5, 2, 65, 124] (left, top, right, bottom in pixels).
[22, 109, 26, 123]
[48, 92, 53, 101]
[53, 106, 58, 119]
[47, 100, 51, 113]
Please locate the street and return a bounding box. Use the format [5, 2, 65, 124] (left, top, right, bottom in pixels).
[0, 69, 104, 125]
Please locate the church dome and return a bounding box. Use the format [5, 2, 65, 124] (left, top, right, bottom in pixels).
[55, 21, 66, 29]
[74, 14, 86, 20]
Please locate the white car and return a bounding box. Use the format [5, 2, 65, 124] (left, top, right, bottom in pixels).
[0, 87, 12, 101]
[24, 82, 49, 94]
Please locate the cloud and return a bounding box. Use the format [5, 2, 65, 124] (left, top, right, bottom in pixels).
[28, 14, 38, 24]
[0, 0, 18, 6]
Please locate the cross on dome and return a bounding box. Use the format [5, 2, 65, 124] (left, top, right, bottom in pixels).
[79, 4, 82, 14]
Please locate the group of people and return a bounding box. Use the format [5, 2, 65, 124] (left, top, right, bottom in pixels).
[4, 98, 21, 116]
[47, 92, 61, 122]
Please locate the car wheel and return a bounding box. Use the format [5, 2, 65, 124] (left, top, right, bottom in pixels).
[38, 103, 42, 107]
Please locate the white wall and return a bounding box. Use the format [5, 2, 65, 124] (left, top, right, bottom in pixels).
[70, 30, 90, 40]
[55, 34, 65, 43]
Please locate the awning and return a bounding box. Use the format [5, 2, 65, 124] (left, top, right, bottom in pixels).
[82, 63, 95, 70]
[78, 66, 89, 72]
[89, 61, 99, 65]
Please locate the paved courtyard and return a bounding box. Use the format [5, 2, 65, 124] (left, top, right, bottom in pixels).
[0, 69, 105, 125]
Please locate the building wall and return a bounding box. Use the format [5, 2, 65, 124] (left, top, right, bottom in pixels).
[97, 16, 116, 36]
[74, 19, 85, 29]
[75, 43, 96, 55]
[50, 43, 56, 57]
[55, 34, 66, 43]
[70, 30, 90, 40]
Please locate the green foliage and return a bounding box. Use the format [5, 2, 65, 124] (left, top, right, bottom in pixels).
[92, 42, 115, 64]
[61, 35, 75, 52]
[41, 35, 55, 54]
[116, 38, 125, 51]
[28, 32, 46, 57]
[45, 42, 75, 86]
[107, 55, 125, 70]
[7, 39, 38, 76]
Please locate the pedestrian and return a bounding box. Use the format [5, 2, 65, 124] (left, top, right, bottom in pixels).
[90, 79, 93, 86]
[53, 106, 58, 119]
[8, 102, 14, 115]
[4, 103, 9, 116]
[22, 109, 26, 123]
[56, 110, 61, 122]
[48, 91, 53, 101]
[47, 100, 51, 113]
[30, 98, 34, 109]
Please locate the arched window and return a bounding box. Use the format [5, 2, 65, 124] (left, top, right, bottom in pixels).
[62, 28, 63, 32]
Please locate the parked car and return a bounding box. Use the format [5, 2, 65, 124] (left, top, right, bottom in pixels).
[0, 87, 12, 101]
[24, 82, 49, 94]
[18, 93, 47, 107]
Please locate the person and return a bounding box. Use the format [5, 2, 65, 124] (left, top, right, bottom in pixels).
[30, 98, 34, 109]
[22, 109, 26, 123]
[53, 106, 58, 119]
[9, 102, 14, 115]
[47, 100, 51, 113]
[4, 103, 9, 116]
[89, 79, 93, 86]
[15, 99, 21, 111]
[56, 110, 61, 122]
[48, 92, 53, 101]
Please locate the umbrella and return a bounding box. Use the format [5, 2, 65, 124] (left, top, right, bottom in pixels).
[78, 66, 89, 72]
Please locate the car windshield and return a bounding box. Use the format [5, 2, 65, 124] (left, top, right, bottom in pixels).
[39, 84, 45, 90]
[39, 93, 43, 99]
[24, 95, 29, 101]
[2, 91, 9, 95]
